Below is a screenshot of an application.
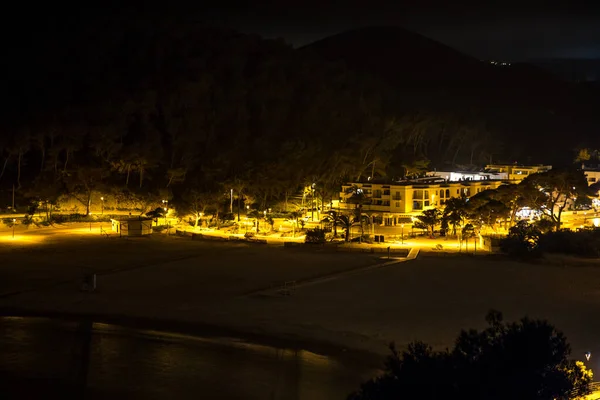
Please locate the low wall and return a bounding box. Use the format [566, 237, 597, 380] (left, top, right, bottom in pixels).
[191, 233, 229, 242]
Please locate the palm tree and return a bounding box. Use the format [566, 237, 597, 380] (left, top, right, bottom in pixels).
[228, 177, 247, 222]
[443, 197, 468, 236]
[336, 214, 353, 242]
[345, 184, 370, 220]
[324, 210, 338, 237]
[462, 223, 476, 252]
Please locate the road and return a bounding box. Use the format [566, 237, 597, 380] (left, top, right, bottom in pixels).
[0, 210, 142, 221]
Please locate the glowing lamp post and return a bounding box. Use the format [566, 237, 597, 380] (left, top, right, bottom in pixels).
[12, 218, 16, 239]
[100, 197, 104, 214]
[162, 200, 169, 225]
[230, 189, 233, 214]
[401, 223, 405, 245]
[311, 183, 316, 221]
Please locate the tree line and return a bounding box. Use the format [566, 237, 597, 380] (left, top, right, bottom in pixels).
[410, 169, 593, 240]
[1, 19, 597, 217]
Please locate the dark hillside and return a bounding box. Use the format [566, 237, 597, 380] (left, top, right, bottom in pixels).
[302, 26, 600, 165]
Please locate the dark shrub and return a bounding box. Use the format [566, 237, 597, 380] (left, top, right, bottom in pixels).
[2, 218, 16, 227]
[51, 214, 69, 223]
[538, 230, 600, 257]
[305, 228, 326, 244]
[500, 220, 542, 259]
[69, 213, 87, 221]
[349, 310, 593, 400]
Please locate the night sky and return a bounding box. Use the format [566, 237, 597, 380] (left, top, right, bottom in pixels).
[3, 2, 600, 63]
[201, 1, 600, 61]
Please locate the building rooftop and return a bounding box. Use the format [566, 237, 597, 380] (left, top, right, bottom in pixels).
[344, 178, 505, 187]
[111, 216, 153, 222]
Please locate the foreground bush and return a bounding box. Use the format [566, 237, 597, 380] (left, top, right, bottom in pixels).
[502, 222, 600, 259]
[500, 220, 542, 259]
[304, 228, 326, 244]
[538, 229, 600, 257]
[349, 311, 593, 400]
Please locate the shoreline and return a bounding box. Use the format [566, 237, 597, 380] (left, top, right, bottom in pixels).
[0, 308, 385, 370]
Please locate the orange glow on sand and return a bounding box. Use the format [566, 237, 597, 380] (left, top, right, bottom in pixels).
[0, 235, 45, 245]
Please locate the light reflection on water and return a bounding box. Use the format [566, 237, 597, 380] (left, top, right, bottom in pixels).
[0, 317, 376, 399]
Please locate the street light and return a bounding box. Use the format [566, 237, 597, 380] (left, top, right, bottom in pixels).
[311, 183, 316, 221]
[162, 199, 169, 225]
[230, 189, 233, 214]
[401, 223, 404, 245]
[100, 196, 104, 214]
[12, 218, 16, 239]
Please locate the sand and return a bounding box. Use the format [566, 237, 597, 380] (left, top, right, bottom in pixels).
[1, 230, 600, 372]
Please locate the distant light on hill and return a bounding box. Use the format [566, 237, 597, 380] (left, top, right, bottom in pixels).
[487, 60, 512, 66]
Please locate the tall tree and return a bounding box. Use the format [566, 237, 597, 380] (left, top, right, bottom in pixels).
[417, 208, 442, 237]
[521, 169, 592, 231]
[64, 166, 107, 216]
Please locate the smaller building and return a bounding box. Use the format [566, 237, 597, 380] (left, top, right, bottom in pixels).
[485, 164, 552, 183]
[583, 168, 600, 186]
[110, 217, 153, 236]
[428, 170, 507, 182]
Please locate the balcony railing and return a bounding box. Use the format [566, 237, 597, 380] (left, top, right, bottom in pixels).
[362, 204, 391, 212]
[568, 381, 600, 399]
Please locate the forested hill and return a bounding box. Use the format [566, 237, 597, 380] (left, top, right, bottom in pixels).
[1, 16, 599, 209]
[303, 26, 600, 165]
[0, 16, 420, 208]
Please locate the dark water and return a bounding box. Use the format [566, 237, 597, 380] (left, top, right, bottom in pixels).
[0, 317, 377, 399]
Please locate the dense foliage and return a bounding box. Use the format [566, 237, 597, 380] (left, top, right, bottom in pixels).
[500, 221, 543, 258]
[500, 226, 600, 259]
[1, 22, 497, 213]
[304, 228, 326, 244]
[418, 169, 593, 237]
[3, 13, 597, 216]
[349, 311, 593, 400]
